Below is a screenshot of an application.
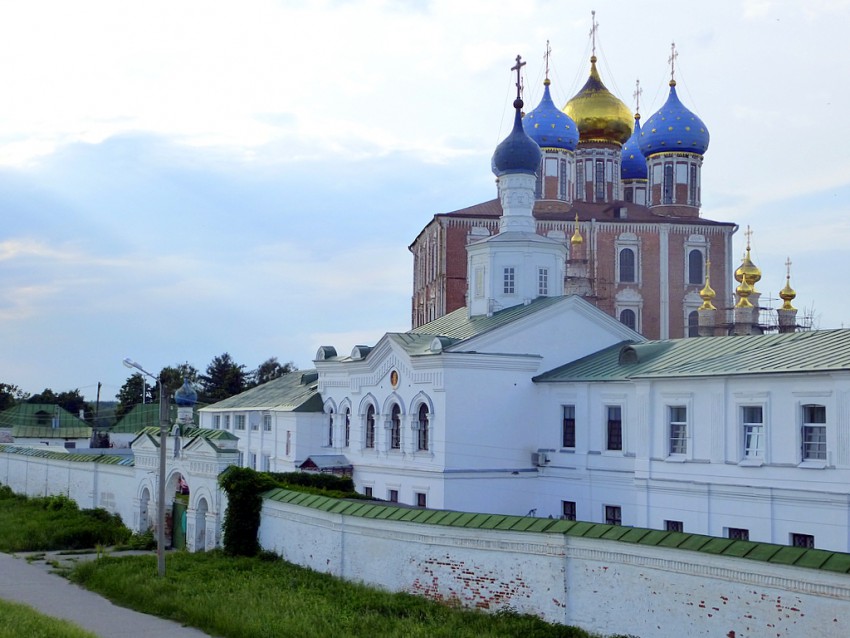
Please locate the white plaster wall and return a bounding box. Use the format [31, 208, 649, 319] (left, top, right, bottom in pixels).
[258, 497, 850, 638]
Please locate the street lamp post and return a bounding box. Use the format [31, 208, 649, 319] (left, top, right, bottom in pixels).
[123, 357, 169, 577]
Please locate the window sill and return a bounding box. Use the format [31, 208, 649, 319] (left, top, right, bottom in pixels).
[797, 460, 827, 469]
[738, 459, 764, 467]
[664, 455, 687, 463]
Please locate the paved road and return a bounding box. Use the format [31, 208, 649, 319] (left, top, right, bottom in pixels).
[0, 552, 212, 638]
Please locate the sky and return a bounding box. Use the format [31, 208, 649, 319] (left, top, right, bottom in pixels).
[1, 0, 849, 402]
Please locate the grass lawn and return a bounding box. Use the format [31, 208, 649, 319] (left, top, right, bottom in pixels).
[71, 551, 606, 638]
[0, 487, 130, 552]
[0, 599, 97, 638]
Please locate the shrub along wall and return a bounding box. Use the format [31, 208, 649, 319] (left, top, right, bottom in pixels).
[258, 489, 850, 638]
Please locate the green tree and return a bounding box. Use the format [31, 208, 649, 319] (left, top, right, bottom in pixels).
[152, 363, 200, 404]
[251, 357, 296, 387]
[0, 383, 29, 411]
[115, 373, 150, 420]
[28, 388, 90, 421]
[200, 353, 248, 403]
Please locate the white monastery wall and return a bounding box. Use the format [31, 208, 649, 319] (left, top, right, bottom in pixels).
[258, 496, 850, 638]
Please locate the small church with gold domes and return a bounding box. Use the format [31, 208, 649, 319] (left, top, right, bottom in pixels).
[410, 20, 787, 340]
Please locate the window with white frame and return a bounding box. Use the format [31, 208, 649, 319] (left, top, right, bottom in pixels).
[365, 405, 376, 449]
[618, 248, 636, 283]
[665, 520, 684, 532]
[327, 409, 334, 447]
[235, 415, 246, 431]
[212, 415, 221, 430]
[791, 533, 815, 548]
[619, 308, 637, 331]
[605, 505, 622, 526]
[688, 249, 704, 285]
[415, 492, 427, 508]
[344, 408, 351, 448]
[388, 489, 399, 503]
[251, 416, 259, 431]
[261, 454, 271, 472]
[606, 406, 622, 451]
[687, 310, 699, 338]
[249, 453, 256, 470]
[802, 404, 827, 461]
[668, 406, 688, 455]
[562, 405, 576, 448]
[538, 267, 549, 296]
[237, 451, 244, 467]
[503, 267, 515, 294]
[727, 527, 749, 541]
[742, 406, 764, 459]
[223, 415, 231, 430]
[562, 500, 577, 521]
[417, 404, 429, 451]
[390, 404, 401, 450]
[263, 414, 271, 432]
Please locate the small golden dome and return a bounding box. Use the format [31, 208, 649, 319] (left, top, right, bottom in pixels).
[698, 261, 716, 310]
[570, 213, 583, 245]
[563, 56, 633, 146]
[735, 227, 762, 289]
[779, 258, 797, 311]
[735, 275, 753, 308]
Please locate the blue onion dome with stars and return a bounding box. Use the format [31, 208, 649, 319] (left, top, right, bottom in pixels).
[174, 378, 198, 407]
[522, 79, 579, 151]
[492, 96, 543, 177]
[620, 114, 647, 180]
[638, 80, 709, 156]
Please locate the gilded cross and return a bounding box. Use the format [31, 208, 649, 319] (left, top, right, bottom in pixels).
[511, 55, 526, 101]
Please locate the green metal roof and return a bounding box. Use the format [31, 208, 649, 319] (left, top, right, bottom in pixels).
[263, 488, 850, 574]
[0, 403, 91, 439]
[534, 329, 850, 383]
[199, 370, 322, 412]
[411, 295, 567, 342]
[135, 425, 238, 443]
[112, 403, 191, 434]
[0, 443, 134, 466]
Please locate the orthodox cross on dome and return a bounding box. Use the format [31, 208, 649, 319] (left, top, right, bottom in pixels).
[511, 54, 526, 102]
[744, 225, 753, 250]
[544, 40, 551, 80]
[633, 79, 642, 115]
[589, 10, 599, 58]
[668, 41, 679, 83]
[785, 257, 793, 277]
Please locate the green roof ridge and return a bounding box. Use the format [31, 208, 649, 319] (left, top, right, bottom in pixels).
[263, 488, 850, 574]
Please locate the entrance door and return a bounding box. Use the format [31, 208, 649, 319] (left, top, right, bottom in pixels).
[172, 499, 187, 550]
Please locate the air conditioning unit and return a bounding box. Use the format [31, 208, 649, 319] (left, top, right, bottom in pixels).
[531, 452, 550, 467]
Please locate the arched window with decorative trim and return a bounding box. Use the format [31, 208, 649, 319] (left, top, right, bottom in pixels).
[417, 404, 429, 451]
[688, 310, 699, 337]
[365, 405, 376, 449]
[619, 248, 636, 283]
[688, 249, 704, 285]
[344, 408, 350, 448]
[326, 408, 334, 447]
[620, 308, 637, 331]
[390, 404, 401, 450]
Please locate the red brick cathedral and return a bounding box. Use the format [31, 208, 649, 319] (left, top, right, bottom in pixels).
[410, 46, 737, 340]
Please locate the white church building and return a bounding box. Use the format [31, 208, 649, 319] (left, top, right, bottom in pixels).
[198, 62, 850, 554]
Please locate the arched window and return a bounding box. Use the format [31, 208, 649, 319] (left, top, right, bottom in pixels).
[390, 404, 401, 450]
[344, 408, 350, 448]
[327, 408, 334, 447]
[619, 308, 636, 331]
[688, 249, 704, 285]
[619, 248, 635, 283]
[688, 310, 699, 337]
[365, 405, 375, 448]
[417, 404, 429, 451]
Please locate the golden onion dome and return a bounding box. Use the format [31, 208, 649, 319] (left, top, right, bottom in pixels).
[735, 275, 753, 308]
[563, 56, 633, 146]
[734, 246, 762, 288]
[779, 275, 797, 311]
[570, 214, 583, 245]
[698, 263, 716, 311]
